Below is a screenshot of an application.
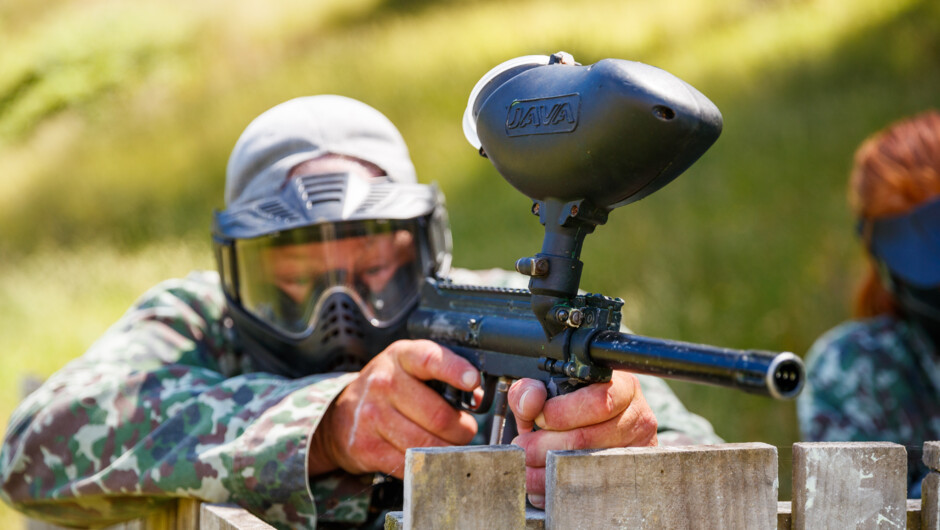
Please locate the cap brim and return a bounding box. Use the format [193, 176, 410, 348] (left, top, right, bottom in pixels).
[870, 198, 940, 288]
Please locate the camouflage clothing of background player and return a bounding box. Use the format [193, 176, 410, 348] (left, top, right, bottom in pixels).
[798, 315, 940, 497]
[0, 269, 722, 529]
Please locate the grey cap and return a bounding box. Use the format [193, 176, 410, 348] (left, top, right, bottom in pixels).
[225, 95, 417, 207]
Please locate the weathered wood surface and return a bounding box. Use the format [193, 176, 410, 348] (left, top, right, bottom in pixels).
[777, 500, 792, 529]
[792, 441, 907, 530]
[200, 504, 274, 530]
[925, 441, 940, 472]
[545, 442, 778, 529]
[525, 505, 545, 530]
[777, 499, 921, 530]
[909, 499, 924, 530]
[925, 473, 939, 530]
[27, 499, 192, 530]
[402, 445, 526, 530]
[177, 499, 201, 529]
[23, 441, 940, 530]
[26, 500, 266, 530]
[924, 442, 940, 530]
[386, 505, 545, 529]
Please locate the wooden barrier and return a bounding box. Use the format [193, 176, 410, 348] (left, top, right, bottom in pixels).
[924, 441, 940, 530]
[403, 445, 526, 529]
[21, 441, 940, 529]
[792, 442, 907, 528]
[387, 441, 936, 530]
[25, 500, 274, 530]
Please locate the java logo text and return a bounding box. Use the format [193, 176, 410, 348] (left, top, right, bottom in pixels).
[505, 94, 580, 137]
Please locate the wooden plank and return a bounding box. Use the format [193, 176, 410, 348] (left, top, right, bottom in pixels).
[135, 506, 174, 530]
[27, 501, 182, 530]
[201, 503, 275, 530]
[924, 442, 940, 529]
[525, 506, 545, 530]
[777, 501, 791, 530]
[925, 442, 940, 472]
[177, 499, 201, 530]
[546, 443, 778, 529]
[924, 472, 939, 530]
[388, 506, 543, 530]
[403, 445, 526, 530]
[774, 502, 927, 530]
[792, 442, 907, 530]
[27, 519, 72, 530]
[909, 499, 923, 530]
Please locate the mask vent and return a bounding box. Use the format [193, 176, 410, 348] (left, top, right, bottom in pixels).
[356, 185, 393, 214]
[257, 200, 300, 222]
[299, 174, 347, 208]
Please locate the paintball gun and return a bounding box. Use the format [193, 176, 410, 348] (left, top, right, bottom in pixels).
[407, 53, 805, 443]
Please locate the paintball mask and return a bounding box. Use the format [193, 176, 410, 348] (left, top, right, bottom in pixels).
[862, 196, 940, 326]
[215, 95, 450, 377]
[214, 172, 450, 376]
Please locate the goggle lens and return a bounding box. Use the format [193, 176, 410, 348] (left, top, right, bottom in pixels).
[232, 219, 425, 335]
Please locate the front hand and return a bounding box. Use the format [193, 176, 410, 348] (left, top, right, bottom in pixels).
[507, 371, 658, 508]
[309, 339, 480, 478]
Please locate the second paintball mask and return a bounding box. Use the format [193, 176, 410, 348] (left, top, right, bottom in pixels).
[863, 196, 940, 324]
[215, 96, 451, 377]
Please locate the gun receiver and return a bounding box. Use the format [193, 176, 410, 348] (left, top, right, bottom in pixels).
[433, 52, 805, 442]
[409, 279, 803, 404]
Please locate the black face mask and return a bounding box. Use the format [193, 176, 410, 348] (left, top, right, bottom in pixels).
[226, 288, 413, 378]
[890, 275, 940, 350]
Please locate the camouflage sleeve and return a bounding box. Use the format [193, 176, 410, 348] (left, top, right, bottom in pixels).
[0, 272, 359, 529]
[638, 374, 725, 446]
[797, 320, 888, 442]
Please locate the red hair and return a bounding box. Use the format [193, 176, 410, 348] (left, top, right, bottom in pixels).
[850, 110, 940, 317]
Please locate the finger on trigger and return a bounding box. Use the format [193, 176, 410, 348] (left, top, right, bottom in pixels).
[397, 340, 480, 391]
[389, 377, 479, 444]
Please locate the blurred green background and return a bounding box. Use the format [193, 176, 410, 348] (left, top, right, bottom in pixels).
[1, 0, 938, 525]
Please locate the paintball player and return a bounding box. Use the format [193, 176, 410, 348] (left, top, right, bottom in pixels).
[798, 110, 940, 497]
[0, 95, 721, 529]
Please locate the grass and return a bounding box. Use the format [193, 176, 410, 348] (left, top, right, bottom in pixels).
[1, 0, 939, 524]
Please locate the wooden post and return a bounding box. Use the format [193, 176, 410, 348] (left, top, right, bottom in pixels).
[200, 503, 275, 530]
[910, 499, 924, 530]
[525, 506, 545, 530]
[792, 442, 907, 529]
[403, 445, 525, 529]
[387, 503, 545, 529]
[545, 443, 777, 529]
[923, 441, 940, 530]
[176, 498, 201, 529]
[777, 501, 792, 530]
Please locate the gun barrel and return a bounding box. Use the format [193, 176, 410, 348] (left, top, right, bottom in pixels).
[589, 331, 804, 399]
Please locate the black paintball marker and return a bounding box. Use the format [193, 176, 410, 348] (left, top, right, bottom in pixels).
[408, 53, 804, 442]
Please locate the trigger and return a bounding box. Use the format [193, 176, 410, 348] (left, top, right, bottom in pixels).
[435, 382, 477, 411]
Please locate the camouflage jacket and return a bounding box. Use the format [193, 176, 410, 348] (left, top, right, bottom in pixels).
[1, 269, 722, 529]
[797, 315, 940, 497]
